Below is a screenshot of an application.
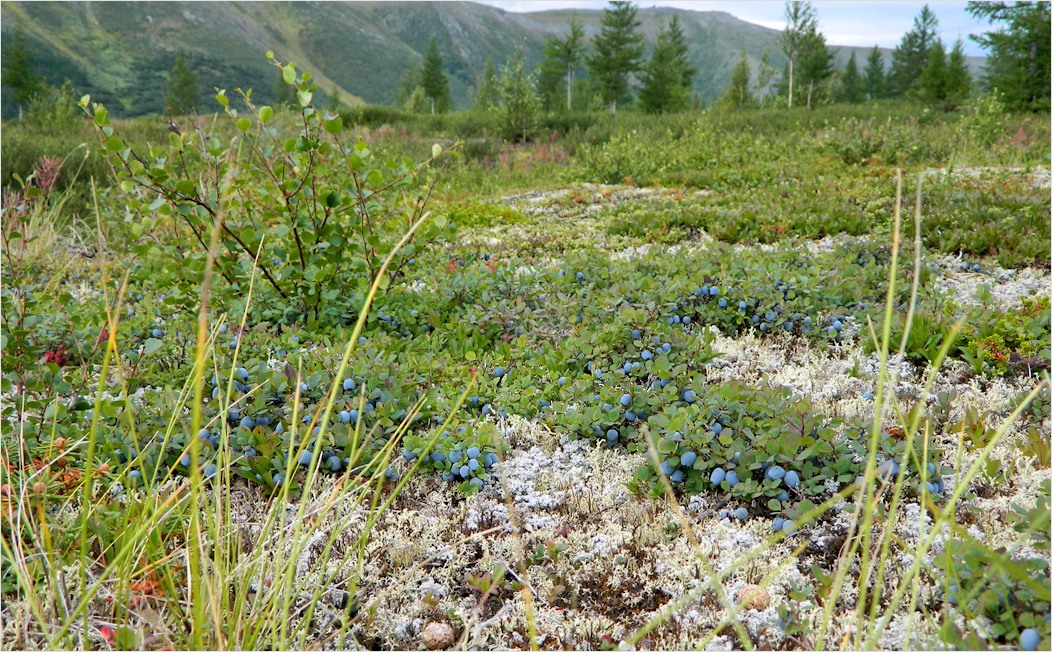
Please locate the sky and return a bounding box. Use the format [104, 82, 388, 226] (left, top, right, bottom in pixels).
[472, 1, 990, 56]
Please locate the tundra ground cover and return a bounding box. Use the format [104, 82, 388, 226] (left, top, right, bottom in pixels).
[1, 94, 1049, 650]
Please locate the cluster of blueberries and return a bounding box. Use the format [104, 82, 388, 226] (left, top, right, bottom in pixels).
[403, 428, 500, 491]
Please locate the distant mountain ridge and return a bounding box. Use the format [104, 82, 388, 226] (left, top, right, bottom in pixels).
[0, 1, 983, 119]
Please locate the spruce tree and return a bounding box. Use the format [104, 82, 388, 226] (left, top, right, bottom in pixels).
[796, 28, 834, 107]
[754, 50, 778, 105]
[498, 49, 541, 142]
[839, 51, 864, 103]
[638, 16, 695, 113]
[967, 1, 1050, 111]
[944, 39, 972, 109]
[3, 28, 44, 119]
[586, 1, 645, 116]
[420, 36, 452, 114]
[167, 53, 199, 116]
[863, 46, 887, 100]
[890, 4, 939, 97]
[917, 39, 948, 107]
[538, 20, 585, 113]
[473, 57, 500, 112]
[723, 50, 753, 109]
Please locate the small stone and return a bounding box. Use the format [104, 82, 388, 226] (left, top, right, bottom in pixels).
[421, 621, 455, 650]
[737, 584, 771, 611]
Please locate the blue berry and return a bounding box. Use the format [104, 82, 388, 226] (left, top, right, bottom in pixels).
[726, 471, 740, 488]
[772, 517, 785, 531]
[711, 423, 723, 435]
[606, 429, 619, 446]
[862, 391, 874, 400]
[1020, 628, 1040, 651]
[558, 377, 567, 386]
[710, 467, 727, 485]
[459, 465, 470, 478]
[738, 301, 747, 310]
[151, 328, 163, 338]
[180, 454, 191, 467]
[680, 451, 697, 467]
[468, 459, 479, 471]
[203, 463, 217, 479]
[660, 461, 674, 476]
[493, 366, 506, 378]
[620, 394, 631, 407]
[661, 343, 671, 353]
[877, 459, 900, 479]
[449, 450, 462, 463]
[766, 465, 786, 481]
[469, 477, 484, 490]
[576, 271, 585, 281]
[781, 519, 796, 534]
[682, 316, 692, 325]
[327, 456, 342, 472]
[300, 382, 309, 393]
[343, 378, 356, 391]
[784, 470, 800, 488]
[709, 286, 720, 297]
[641, 350, 652, 361]
[466, 447, 481, 460]
[733, 507, 748, 520]
[670, 470, 684, 483]
[240, 416, 255, 430]
[682, 390, 697, 403]
[402, 449, 417, 462]
[718, 298, 727, 308]
[778, 489, 789, 502]
[431, 451, 445, 464]
[298, 450, 313, 466]
[631, 329, 641, 340]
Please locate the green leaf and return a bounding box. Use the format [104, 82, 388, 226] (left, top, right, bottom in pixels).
[236, 117, 252, 132]
[143, 338, 164, 356]
[282, 65, 296, 86]
[176, 180, 197, 195]
[465, 351, 476, 361]
[366, 169, 383, 187]
[432, 143, 442, 157]
[297, 90, 313, 107]
[433, 215, 448, 229]
[168, 132, 183, 151]
[216, 91, 229, 107]
[148, 197, 166, 211]
[258, 106, 274, 123]
[323, 116, 343, 135]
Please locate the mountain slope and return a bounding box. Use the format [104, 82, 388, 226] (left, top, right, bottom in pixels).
[0, 1, 982, 119]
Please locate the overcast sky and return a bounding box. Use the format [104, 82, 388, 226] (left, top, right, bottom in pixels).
[472, 1, 990, 55]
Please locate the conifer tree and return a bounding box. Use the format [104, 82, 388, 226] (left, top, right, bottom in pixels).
[638, 16, 695, 113]
[2, 28, 43, 119]
[586, 1, 645, 116]
[839, 51, 864, 103]
[967, 1, 1050, 110]
[498, 49, 541, 142]
[917, 39, 948, 107]
[722, 50, 753, 109]
[473, 57, 501, 112]
[863, 45, 887, 100]
[167, 53, 199, 116]
[890, 4, 939, 97]
[420, 36, 452, 114]
[944, 38, 972, 108]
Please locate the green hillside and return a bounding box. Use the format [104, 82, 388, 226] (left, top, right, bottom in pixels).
[0, 1, 982, 119]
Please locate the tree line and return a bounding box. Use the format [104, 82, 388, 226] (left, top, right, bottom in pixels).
[3, 1, 1048, 125]
[393, 0, 1049, 120]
